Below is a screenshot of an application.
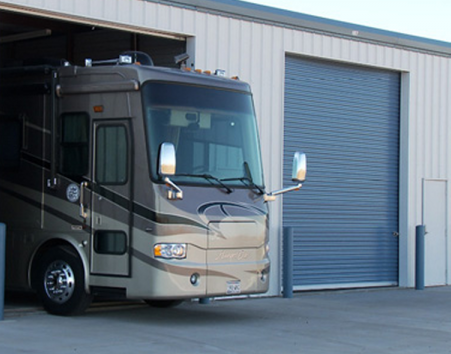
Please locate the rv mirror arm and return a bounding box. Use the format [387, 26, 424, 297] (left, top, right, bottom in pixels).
[264, 183, 303, 202]
[163, 177, 183, 200]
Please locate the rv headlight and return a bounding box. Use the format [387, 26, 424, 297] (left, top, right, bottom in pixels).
[154, 243, 187, 259]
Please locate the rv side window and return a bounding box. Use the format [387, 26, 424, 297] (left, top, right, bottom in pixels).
[59, 113, 89, 179]
[94, 231, 127, 255]
[95, 125, 128, 185]
[0, 117, 21, 168]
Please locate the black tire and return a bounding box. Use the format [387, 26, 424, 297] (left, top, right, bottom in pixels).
[144, 299, 184, 308]
[35, 246, 92, 316]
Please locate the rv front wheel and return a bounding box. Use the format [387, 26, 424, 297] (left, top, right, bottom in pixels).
[36, 246, 92, 316]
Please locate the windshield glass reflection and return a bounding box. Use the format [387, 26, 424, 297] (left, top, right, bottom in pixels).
[142, 82, 264, 188]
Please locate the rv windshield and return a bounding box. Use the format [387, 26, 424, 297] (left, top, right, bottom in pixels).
[142, 82, 264, 188]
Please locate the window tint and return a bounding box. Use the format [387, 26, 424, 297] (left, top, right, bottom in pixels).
[0, 118, 21, 168]
[96, 125, 128, 185]
[59, 113, 89, 178]
[94, 231, 127, 255]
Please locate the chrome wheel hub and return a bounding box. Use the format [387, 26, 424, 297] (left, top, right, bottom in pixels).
[44, 260, 75, 304]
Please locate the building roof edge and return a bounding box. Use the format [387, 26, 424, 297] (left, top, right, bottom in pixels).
[150, 0, 451, 56]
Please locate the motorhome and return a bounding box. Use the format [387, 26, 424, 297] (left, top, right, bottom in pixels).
[0, 52, 306, 315]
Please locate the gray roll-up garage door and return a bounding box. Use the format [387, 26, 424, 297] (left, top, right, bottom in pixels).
[283, 56, 400, 289]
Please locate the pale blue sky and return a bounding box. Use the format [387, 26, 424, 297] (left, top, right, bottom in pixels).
[241, 0, 451, 43]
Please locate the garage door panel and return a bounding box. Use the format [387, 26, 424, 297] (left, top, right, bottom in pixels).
[284, 56, 400, 288]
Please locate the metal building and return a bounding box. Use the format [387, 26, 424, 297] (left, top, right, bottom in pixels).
[0, 0, 450, 296]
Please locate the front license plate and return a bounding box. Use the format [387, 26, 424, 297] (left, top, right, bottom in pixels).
[226, 280, 241, 295]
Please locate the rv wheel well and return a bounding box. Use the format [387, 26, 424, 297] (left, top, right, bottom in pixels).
[30, 240, 79, 290]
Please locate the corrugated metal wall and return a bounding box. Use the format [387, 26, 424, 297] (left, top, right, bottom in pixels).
[283, 55, 400, 288]
[1, 0, 451, 291]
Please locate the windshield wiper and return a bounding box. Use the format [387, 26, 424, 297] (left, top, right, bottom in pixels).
[221, 161, 265, 194]
[176, 173, 233, 194]
[221, 176, 265, 195]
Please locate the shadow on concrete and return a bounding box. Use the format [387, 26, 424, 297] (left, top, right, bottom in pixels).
[3, 290, 261, 326]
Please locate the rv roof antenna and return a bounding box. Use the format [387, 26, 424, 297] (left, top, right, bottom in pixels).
[175, 53, 190, 68]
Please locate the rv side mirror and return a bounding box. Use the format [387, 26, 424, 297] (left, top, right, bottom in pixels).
[159, 142, 176, 176]
[264, 151, 307, 202]
[158, 142, 183, 200]
[292, 151, 306, 182]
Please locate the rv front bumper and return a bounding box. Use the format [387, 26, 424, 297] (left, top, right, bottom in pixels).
[128, 244, 270, 300]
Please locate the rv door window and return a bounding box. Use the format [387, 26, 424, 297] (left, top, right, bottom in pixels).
[95, 125, 128, 185]
[59, 113, 89, 180]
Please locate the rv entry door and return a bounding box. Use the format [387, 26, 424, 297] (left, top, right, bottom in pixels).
[90, 120, 132, 277]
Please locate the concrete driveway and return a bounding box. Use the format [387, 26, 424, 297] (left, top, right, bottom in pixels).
[1, 286, 451, 353]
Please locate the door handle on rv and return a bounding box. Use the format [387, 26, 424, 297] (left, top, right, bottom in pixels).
[80, 181, 89, 219]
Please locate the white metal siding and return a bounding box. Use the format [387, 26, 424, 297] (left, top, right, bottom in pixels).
[284, 56, 400, 288]
[1, 0, 451, 291]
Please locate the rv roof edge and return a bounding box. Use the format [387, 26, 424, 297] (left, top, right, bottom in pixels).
[56, 79, 140, 96]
